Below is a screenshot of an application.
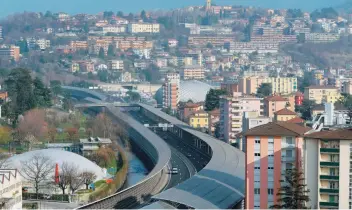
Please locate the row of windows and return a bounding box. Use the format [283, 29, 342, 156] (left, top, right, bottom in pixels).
[254, 167, 274, 170]
[254, 188, 274, 195]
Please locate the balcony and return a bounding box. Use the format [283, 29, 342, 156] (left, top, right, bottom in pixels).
[320, 162, 339, 167]
[320, 148, 339, 153]
[281, 156, 295, 162]
[320, 188, 339, 194]
[320, 175, 339, 180]
[319, 202, 338, 208]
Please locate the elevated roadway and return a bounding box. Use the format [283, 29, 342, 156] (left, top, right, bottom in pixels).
[64, 87, 245, 209]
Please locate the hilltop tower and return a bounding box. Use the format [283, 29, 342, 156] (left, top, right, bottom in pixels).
[206, 0, 211, 11]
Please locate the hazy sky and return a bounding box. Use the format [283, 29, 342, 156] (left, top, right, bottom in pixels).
[0, 0, 348, 18]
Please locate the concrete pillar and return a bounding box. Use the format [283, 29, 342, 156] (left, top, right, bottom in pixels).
[0, 105, 2, 118]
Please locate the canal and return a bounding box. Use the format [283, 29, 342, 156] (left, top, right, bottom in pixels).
[125, 151, 148, 187]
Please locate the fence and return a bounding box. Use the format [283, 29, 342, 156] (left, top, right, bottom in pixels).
[22, 193, 69, 202]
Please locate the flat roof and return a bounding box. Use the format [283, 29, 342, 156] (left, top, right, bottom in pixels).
[139, 103, 245, 209]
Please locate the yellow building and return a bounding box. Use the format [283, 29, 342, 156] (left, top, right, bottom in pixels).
[189, 111, 209, 129]
[274, 108, 297, 122]
[239, 76, 298, 95]
[304, 86, 341, 104]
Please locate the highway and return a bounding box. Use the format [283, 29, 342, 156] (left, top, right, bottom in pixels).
[128, 110, 209, 174]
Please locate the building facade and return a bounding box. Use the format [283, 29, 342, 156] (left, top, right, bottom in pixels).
[162, 73, 180, 110]
[304, 129, 352, 209]
[244, 122, 309, 209]
[189, 111, 209, 129]
[108, 60, 124, 70]
[180, 66, 205, 80]
[263, 95, 291, 119]
[0, 169, 22, 209]
[220, 93, 263, 143]
[0, 45, 20, 62]
[128, 23, 160, 34]
[304, 86, 341, 104]
[239, 76, 298, 95]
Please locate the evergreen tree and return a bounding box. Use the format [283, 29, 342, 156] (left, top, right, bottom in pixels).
[256, 83, 272, 98]
[4, 69, 35, 125]
[33, 77, 52, 107]
[107, 44, 115, 57]
[205, 89, 227, 111]
[98, 47, 105, 59]
[141, 10, 148, 22]
[271, 168, 310, 209]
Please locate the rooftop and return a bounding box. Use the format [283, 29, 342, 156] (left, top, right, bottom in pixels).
[286, 116, 305, 124]
[80, 137, 112, 144]
[275, 108, 297, 116]
[305, 129, 352, 140]
[306, 85, 337, 90]
[245, 122, 310, 137]
[265, 95, 288, 102]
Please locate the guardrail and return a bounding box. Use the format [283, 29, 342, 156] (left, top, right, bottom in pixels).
[76, 106, 171, 209]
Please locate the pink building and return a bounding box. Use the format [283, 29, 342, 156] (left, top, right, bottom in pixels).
[263, 95, 290, 118]
[244, 122, 309, 209]
[220, 92, 263, 143]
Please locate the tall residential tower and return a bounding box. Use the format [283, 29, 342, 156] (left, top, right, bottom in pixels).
[162, 73, 180, 110]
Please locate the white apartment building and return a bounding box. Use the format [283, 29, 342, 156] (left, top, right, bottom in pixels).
[102, 25, 127, 34]
[27, 38, 51, 50]
[0, 26, 3, 40]
[305, 33, 340, 43]
[162, 73, 180, 110]
[133, 49, 151, 59]
[219, 92, 263, 144]
[108, 60, 124, 71]
[180, 65, 204, 80]
[0, 169, 22, 209]
[80, 137, 112, 156]
[304, 129, 352, 209]
[128, 23, 160, 34]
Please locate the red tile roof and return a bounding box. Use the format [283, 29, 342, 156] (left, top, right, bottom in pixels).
[305, 129, 352, 140]
[275, 108, 297, 116]
[265, 95, 288, 102]
[245, 122, 310, 137]
[286, 117, 305, 124]
[306, 85, 337, 89]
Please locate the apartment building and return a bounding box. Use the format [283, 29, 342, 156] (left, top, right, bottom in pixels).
[0, 45, 20, 61]
[274, 108, 298, 122]
[208, 109, 220, 136]
[108, 60, 124, 71]
[162, 73, 180, 110]
[128, 23, 160, 34]
[239, 111, 272, 151]
[244, 122, 310, 209]
[220, 93, 263, 143]
[27, 38, 51, 50]
[0, 169, 22, 209]
[239, 76, 298, 95]
[0, 26, 3, 40]
[188, 36, 235, 47]
[189, 111, 209, 129]
[178, 102, 204, 121]
[304, 86, 341, 104]
[263, 95, 291, 118]
[70, 41, 88, 51]
[305, 33, 340, 43]
[80, 137, 112, 156]
[102, 25, 127, 34]
[224, 41, 279, 53]
[180, 66, 204, 80]
[304, 129, 352, 209]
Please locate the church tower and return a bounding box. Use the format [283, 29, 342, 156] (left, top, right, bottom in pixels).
[206, 0, 211, 11]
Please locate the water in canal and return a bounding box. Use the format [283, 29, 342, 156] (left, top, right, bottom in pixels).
[126, 151, 148, 187]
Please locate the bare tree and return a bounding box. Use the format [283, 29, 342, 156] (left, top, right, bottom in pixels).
[68, 167, 85, 194]
[57, 161, 74, 195]
[20, 154, 54, 196]
[81, 171, 97, 190]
